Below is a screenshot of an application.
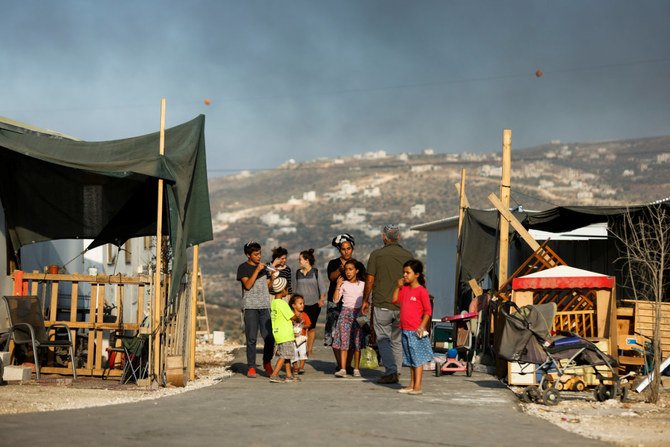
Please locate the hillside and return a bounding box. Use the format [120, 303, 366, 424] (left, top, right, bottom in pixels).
[201, 135, 670, 310]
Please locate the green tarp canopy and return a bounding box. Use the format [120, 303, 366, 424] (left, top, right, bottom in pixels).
[0, 114, 213, 302]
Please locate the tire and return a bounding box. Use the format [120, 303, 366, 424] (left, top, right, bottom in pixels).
[575, 380, 586, 392]
[466, 362, 473, 377]
[554, 381, 564, 391]
[543, 388, 561, 406]
[595, 384, 613, 402]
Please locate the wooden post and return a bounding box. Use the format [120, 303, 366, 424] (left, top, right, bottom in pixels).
[498, 129, 512, 289]
[453, 168, 468, 313]
[153, 98, 166, 382]
[189, 245, 199, 381]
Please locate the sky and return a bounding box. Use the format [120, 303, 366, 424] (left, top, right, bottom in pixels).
[2, 0, 670, 177]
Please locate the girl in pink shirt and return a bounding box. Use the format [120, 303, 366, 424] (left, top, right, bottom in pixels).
[392, 259, 433, 395]
[331, 259, 366, 377]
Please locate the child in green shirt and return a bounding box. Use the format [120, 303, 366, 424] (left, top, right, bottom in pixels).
[270, 277, 302, 383]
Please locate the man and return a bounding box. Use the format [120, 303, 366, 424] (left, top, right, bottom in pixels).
[362, 224, 413, 384]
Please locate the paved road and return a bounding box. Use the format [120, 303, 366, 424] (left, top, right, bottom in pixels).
[0, 345, 610, 446]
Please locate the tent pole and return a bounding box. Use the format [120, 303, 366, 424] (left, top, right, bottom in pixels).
[153, 98, 166, 383]
[497, 129, 512, 290]
[189, 244, 199, 381]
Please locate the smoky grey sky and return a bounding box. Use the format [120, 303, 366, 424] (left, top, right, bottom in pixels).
[2, 0, 670, 176]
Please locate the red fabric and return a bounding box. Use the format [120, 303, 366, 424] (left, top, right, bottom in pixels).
[512, 275, 614, 290]
[398, 285, 431, 331]
[299, 311, 311, 335]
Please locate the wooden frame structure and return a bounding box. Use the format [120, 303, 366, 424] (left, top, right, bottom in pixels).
[11, 271, 153, 377]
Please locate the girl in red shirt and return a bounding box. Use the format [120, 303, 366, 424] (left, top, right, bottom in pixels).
[392, 259, 433, 395]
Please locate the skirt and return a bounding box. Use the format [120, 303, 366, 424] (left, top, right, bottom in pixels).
[332, 307, 363, 351]
[401, 330, 434, 367]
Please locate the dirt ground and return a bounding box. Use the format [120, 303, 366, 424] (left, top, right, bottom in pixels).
[1, 346, 669, 446]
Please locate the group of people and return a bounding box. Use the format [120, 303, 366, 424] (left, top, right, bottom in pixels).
[236, 225, 434, 394]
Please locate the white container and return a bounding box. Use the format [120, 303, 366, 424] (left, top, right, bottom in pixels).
[88, 267, 98, 275]
[3, 365, 32, 382]
[212, 331, 225, 345]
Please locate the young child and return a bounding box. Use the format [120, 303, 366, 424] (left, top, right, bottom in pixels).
[392, 259, 433, 395]
[236, 241, 274, 378]
[289, 294, 312, 375]
[269, 277, 301, 383]
[331, 259, 365, 378]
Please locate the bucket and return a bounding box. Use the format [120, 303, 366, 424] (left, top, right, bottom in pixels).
[47, 265, 59, 274]
[213, 331, 225, 345]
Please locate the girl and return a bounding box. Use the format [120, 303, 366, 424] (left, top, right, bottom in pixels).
[269, 246, 292, 295]
[331, 259, 366, 377]
[326, 233, 355, 368]
[236, 241, 274, 378]
[292, 248, 325, 357]
[289, 294, 311, 375]
[392, 259, 433, 395]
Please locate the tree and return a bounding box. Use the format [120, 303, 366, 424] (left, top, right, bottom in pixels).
[610, 203, 669, 403]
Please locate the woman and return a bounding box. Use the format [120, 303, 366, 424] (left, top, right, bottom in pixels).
[269, 246, 292, 295]
[292, 248, 325, 358]
[325, 233, 355, 366]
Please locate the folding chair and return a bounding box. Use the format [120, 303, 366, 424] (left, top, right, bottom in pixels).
[120, 334, 148, 384]
[0, 295, 77, 380]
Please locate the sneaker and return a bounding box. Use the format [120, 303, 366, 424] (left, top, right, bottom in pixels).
[247, 367, 257, 378]
[334, 368, 347, 378]
[287, 375, 301, 382]
[263, 362, 274, 377]
[298, 368, 305, 375]
[352, 369, 361, 377]
[398, 388, 413, 394]
[269, 375, 285, 383]
[377, 373, 399, 384]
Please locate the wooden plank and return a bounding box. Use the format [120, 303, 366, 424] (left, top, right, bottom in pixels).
[95, 285, 105, 371]
[70, 282, 79, 322]
[20, 272, 152, 284]
[617, 307, 634, 317]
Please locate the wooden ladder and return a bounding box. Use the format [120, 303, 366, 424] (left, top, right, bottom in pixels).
[195, 268, 210, 339]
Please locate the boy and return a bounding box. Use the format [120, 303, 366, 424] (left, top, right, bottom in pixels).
[236, 241, 274, 378]
[269, 277, 301, 383]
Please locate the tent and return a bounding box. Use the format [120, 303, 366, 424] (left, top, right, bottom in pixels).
[0, 114, 213, 302]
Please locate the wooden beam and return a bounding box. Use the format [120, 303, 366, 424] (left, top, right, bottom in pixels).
[498, 129, 512, 289]
[453, 168, 468, 313]
[488, 193, 544, 253]
[153, 98, 166, 382]
[468, 278, 483, 297]
[189, 245, 199, 382]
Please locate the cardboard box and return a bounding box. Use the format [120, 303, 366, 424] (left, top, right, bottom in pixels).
[508, 362, 536, 386]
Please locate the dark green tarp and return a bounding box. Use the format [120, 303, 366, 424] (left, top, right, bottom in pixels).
[459, 200, 670, 295]
[0, 114, 213, 303]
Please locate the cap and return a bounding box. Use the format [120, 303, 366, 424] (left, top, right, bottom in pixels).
[272, 276, 287, 294]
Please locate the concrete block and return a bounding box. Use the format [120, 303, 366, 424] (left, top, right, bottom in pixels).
[213, 331, 225, 345]
[3, 365, 32, 382]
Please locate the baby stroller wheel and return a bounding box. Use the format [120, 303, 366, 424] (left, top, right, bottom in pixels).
[543, 388, 561, 406]
[520, 386, 540, 403]
[595, 384, 615, 402]
[619, 385, 629, 402]
[466, 362, 473, 377]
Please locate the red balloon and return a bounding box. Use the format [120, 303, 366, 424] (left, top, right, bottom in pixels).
[204, 99, 211, 106]
[535, 69, 543, 78]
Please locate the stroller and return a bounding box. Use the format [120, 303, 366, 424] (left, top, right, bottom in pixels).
[498, 301, 631, 405]
[435, 311, 478, 377]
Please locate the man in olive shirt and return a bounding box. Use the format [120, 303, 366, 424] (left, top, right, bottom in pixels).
[362, 224, 413, 384]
